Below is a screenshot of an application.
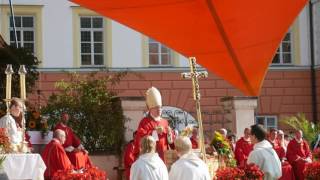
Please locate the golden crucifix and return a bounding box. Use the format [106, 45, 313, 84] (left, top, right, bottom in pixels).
[181, 57, 208, 161]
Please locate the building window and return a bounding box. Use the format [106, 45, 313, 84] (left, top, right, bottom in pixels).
[9, 16, 35, 53]
[80, 16, 104, 66]
[272, 32, 292, 64]
[255, 115, 278, 130]
[148, 38, 172, 66]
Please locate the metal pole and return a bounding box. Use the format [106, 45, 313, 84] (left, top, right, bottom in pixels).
[9, 0, 18, 48]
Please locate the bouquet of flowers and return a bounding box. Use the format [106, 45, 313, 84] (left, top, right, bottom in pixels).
[304, 161, 320, 180]
[211, 131, 236, 167]
[0, 128, 11, 154]
[216, 167, 245, 180]
[26, 109, 50, 137]
[242, 163, 264, 180]
[52, 167, 107, 180]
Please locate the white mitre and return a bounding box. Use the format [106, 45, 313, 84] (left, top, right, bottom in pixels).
[146, 87, 162, 109]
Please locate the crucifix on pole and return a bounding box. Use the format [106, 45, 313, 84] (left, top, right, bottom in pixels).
[181, 57, 208, 160]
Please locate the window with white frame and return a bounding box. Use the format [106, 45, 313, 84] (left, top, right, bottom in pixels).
[272, 32, 292, 65]
[148, 38, 172, 66]
[80, 16, 104, 66]
[255, 115, 278, 130]
[9, 16, 35, 53]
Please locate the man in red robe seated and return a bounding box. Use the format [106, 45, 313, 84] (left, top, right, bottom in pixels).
[42, 129, 73, 179]
[190, 127, 199, 149]
[54, 112, 92, 169]
[235, 128, 253, 166]
[123, 131, 136, 180]
[133, 87, 174, 162]
[287, 130, 312, 180]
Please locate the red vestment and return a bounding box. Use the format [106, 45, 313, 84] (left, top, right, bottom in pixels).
[287, 138, 312, 180]
[42, 139, 73, 179]
[133, 115, 173, 161]
[54, 123, 93, 169]
[235, 137, 253, 166]
[270, 139, 295, 180]
[123, 141, 135, 180]
[190, 136, 198, 149]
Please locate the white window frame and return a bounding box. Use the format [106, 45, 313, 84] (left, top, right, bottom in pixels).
[255, 115, 278, 130]
[271, 31, 293, 65]
[80, 16, 104, 67]
[9, 15, 35, 53]
[148, 38, 172, 67]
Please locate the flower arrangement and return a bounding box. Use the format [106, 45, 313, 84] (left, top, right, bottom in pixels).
[52, 167, 107, 180]
[304, 161, 320, 180]
[211, 131, 236, 167]
[26, 109, 50, 137]
[215, 163, 264, 180]
[242, 163, 264, 180]
[0, 128, 11, 154]
[216, 167, 245, 180]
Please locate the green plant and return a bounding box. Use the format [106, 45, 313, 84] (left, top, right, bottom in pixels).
[41, 72, 127, 154]
[280, 113, 320, 146]
[0, 156, 5, 168]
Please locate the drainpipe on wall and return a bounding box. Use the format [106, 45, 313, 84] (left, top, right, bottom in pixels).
[309, 1, 318, 123]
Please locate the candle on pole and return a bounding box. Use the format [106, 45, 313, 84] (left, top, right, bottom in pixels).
[5, 64, 14, 113]
[18, 65, 27, 100]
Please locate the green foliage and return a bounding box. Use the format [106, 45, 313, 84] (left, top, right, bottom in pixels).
[41, 72, 127, 154]
[280, 113, 320, 145]
[0, 46, 40, 99]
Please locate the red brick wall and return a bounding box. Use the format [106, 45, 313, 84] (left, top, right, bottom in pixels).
[27, 69, 315, 134]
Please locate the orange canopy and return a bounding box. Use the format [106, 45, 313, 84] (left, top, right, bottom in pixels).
[71, 0, 307, 96]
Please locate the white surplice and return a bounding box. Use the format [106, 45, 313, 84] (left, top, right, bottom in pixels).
[247, 140, 282, 180]
[0, 114, 22, 144]
[130, 152, 168, 180]
[169, 152, 211, 180]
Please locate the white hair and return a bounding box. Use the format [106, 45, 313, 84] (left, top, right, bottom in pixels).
[54, 129, 66, 139]
[174, 136, 192, 155]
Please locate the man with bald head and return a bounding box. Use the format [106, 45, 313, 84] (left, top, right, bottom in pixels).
[235, 127, 253, 166]
[42, 129, 73, 179]
[287, 130, 312, 180]
[169, 136, 210, 180]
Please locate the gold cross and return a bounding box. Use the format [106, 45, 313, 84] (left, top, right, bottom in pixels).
[181, 57, 208, 160]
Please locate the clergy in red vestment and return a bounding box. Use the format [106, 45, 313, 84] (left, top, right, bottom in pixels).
[124, 131, 137, 180]
[287, 130, 312, 180]
[54, 112, 93, 169]
[42, 129, 73, 179]
[235, 128, 253, 166]
[269, 129, 295, 180]
[190, 127, 199, 149]
[133, 87, 174, 162]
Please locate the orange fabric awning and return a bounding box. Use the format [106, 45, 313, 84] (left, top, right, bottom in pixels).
[70, 0, 307, 96]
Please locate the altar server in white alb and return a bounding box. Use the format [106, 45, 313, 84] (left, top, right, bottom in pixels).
[169, 136, 211, 180]
[0, 97, 23, 144]
[247, 124, 282, 180]
[130, 136, 168, 180]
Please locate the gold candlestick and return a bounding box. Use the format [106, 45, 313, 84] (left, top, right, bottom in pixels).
[18, 65, 30, 153]
[19, 65, 27, 101]
[5, 65, 14, 113]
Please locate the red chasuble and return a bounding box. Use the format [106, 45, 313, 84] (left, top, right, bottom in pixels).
[270, 139, 295, 180]
[42, 139, 73, 179]
[287, 138, 312, 180]
[235, 137, 253, 166]
[133, 115, 172, 161]
[54, 123, 93, 169]
[123, 141, 135, 180]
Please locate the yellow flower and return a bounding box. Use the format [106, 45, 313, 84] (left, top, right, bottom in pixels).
[28, 121, 36, 129]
